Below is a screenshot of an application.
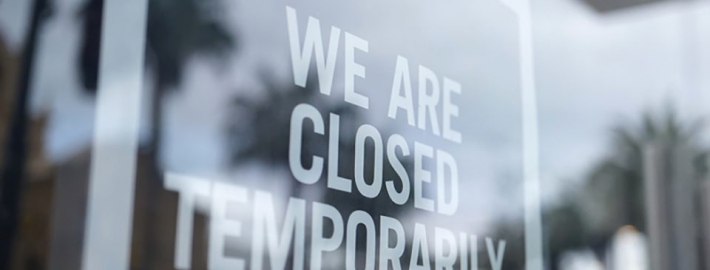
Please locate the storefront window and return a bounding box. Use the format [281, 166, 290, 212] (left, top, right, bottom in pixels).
[0, 0, 709, 269]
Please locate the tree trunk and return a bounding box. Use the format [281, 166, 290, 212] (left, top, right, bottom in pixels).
[0, 0, 50, 268]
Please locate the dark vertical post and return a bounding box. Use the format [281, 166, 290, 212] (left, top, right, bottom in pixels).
[644, 143, 701, 270]
[0, 0, 51, 267]
[643, 143, 670, 270]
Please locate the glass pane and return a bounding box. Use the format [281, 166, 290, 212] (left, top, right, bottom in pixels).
[2, 0, 709, 269]
[535, 0, 710, 269]
[0, 0, 530, 269]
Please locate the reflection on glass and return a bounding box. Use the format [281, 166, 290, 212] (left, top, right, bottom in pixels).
[1, 0, 709, 269]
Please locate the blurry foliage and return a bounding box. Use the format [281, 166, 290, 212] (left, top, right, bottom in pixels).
[145, 0, 234, 89]
[80, 0, 236, 161]
[79, 0, 235, 162]
[493, 106, 709, 269]
[583, 107, 708, 236]
[80, 0, 235, 92]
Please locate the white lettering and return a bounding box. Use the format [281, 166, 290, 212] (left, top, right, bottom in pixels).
[311, 203, 344, 270]
[442, 78, 462, 143]
[164, 173, 212, 269]
[289, 103, 325, 184]
[379, 216, 405, 270]
[435, 227, 457, 270]
[327, 113, 353, 193]
[417, 65, 441, 136]
[414, 142, 435, 212]
[286, 6, 340, 95]
[410, 223, 431, 270]
[354, 125, 383, 198]
[388, 56, 415, 126]
[209, 182, 248, 270]
[436, 149, 459, 215]
[251, 192, 306, 270]
[344, 32, 369, 108]
[485, 238, 506, 270]
[385, 134, 410, 205]
[345, 211, 376, 270]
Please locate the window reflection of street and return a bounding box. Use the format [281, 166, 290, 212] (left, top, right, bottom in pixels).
[1, 0, 710, 269]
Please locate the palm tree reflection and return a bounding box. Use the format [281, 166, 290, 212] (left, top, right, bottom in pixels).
[494, 107, 709, 269]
